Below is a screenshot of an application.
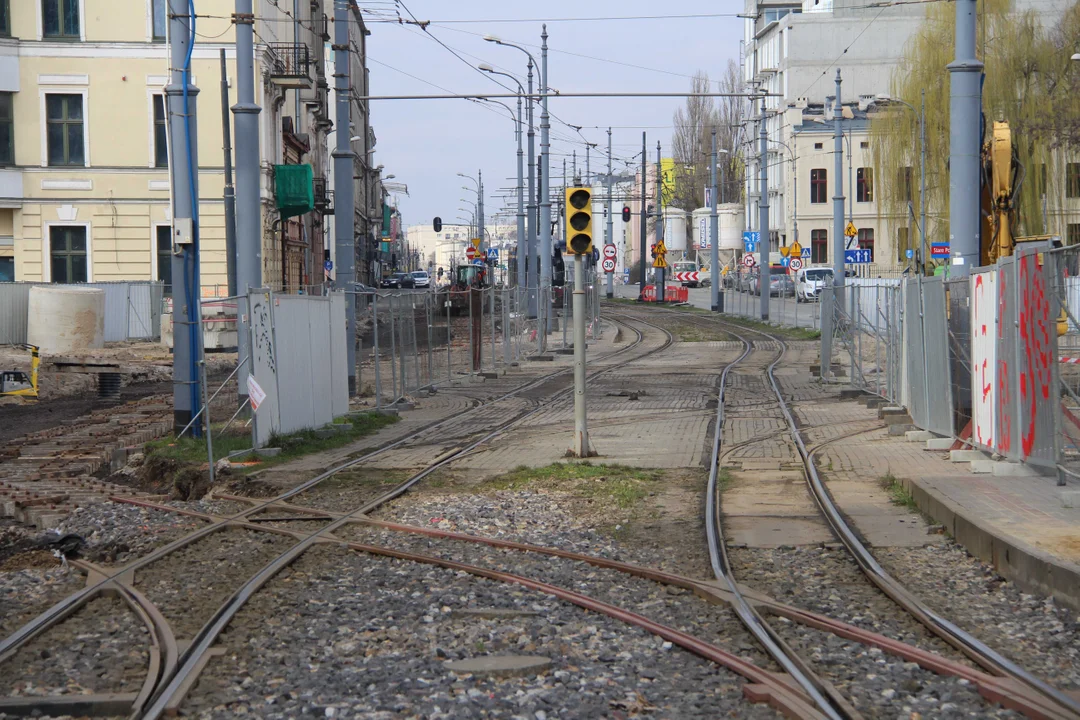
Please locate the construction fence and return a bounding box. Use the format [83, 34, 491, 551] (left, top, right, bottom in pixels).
[822, 242, 1080, 480]
[0, 281, 165, 345]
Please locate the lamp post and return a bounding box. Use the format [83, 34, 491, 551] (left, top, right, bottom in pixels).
[877, 92, 926, 272]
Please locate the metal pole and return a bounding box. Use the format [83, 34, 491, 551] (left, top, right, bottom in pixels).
[540, 25, 553, 338]
[468, 288, 475, 373]
[711, 128, 720, 312]
[758, 94, 770, 321]
[389, 295, 398, 399]
[490, 286, 497, 370]
[571, 252, 590, 457]
[372, 294, 381, 409]
[412, 300, 420, 391]
[948, 0, 982, 276]
[426, 294, 434, 385]
[526, 60, 538, 319]
[831, 71, 846, 311]
[478, 169, 485, 253]
[920, 89, 927, 274]
[562, 157, 567, 347]
[166, 0, 201, 434]
[656, 140, 665, 303]
[605, 128, 614, 299]
[219, 50, 237, 298]
[332, 0, 357, 394]
[446, 295, 452, 382]
[639, 132, 647, 298]
[502, 286, 511, 364]
[515, 91, 525, 305]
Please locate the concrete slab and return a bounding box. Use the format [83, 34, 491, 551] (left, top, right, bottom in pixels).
[1062, 491, 1080, 509]
[887, 423, 915, 436]
[883, 413, 914, 426]
[925, 438, 954, 450]
[991, 462, 1042, 478]
[739, 460, 782, 471]
[724, 515, 832, 547]
[969, 459, 996, 474]
[905, 430, 936, 442]
[444, 655, 553, 678]
[950, 449, 986, 462]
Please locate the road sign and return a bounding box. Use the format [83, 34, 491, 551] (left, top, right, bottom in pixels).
[671, 271, 700, 283]
[906, 249, 914, 259]
[602, 258, 616, 273]
[603, 244, 617, 259]
[465, 246, 476, 260]
[780, 246, 790, 258]
[844, 221, 858, 238]
[623, 269, 631, 283]
[742, 231, 759, 253]
[487, 247, 499, 261]
[780, 257, 790, 268]
[789, 257, 804, 271]
[473, 258, 484, 265]
[471, 238, 481, 250]
[654, 240, 667, 255]
[844, 248, 874, 264]
[743, 254, 757, 268]
[930, 243, 950, 257]
[790, 241, 802, 257]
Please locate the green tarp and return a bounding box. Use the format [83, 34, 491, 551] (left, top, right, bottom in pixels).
[274, 164, 314, 219]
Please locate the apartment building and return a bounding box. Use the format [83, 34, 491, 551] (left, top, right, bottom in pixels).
[0, 0, 373, 292]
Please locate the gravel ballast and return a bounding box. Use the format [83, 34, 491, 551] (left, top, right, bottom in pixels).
[182, 544, 781, 719]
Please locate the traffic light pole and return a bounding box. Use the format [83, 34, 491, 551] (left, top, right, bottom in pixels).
[605, 127, 614, 299]
[710, 128, 720, 312]
[656, 141, 665, 303]
[758, 94, 770, 322]
[539, 26, 552, 341]
[571, 251, 591, 456]
[638, 132, 647, 299]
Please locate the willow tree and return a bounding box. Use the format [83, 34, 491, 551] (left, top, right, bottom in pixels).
[872, 0, 1080, 253]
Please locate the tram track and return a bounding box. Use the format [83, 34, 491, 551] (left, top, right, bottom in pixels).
[613, 302, 1080, 720]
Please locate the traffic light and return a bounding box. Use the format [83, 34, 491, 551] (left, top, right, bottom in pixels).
[622, 206, 631, 223]
[565, 186, 593, 255]
[650, 244, 657, 259]
[433, 216, 442, 232]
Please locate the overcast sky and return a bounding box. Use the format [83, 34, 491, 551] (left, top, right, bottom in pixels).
[363, 1, 744, 233]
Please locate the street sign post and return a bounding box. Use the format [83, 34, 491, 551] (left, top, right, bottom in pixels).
[487, 247, 499, 261]
[471, 238, 481, 250]
[742, 231, 759, 253]
[602, 258, 616, 273]
[931, 243, 950, 257]
[743, 254, 757, 268]
[788, 257, 804, 271]
[844, 248, 873, 264]
[602, 244, 617, 259]
[465, 246, 476, 261]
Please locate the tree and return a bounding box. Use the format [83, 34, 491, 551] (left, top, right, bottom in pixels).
[670, 62, 747, 212]
[872, 0, 1080, 250]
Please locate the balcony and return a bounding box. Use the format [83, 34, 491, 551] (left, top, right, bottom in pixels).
[267, 43, 312, 89]
[313, 176, 333, 215]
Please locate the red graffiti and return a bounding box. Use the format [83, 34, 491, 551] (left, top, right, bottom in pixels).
[1018, 254, 1053, 459]
[997, 269, 1012, 454]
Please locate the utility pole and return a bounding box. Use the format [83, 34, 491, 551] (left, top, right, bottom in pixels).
[638, 132, 647, 298]
[920, 88, 927, 273]
[571, 245, 590, 458]
[526, 59, 537, 317]
[166, 0, 202, 433]
[219, 50, 237, 298]
[514, 88, 525, 299]
[656, 141, 665, 303]
[332, 0, 357, 394]
[948, 0, 982, 275]
[758, 94, 770, 321]
[232, 0, 262, 406]
[605, 127, 614, 299]
[478, 169, 485, 251]
[539, 25, 552, 339]
[710, 128, 720, 312]
[831, 70, 846, 307]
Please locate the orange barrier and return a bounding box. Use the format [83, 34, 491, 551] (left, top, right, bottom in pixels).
[641, 285, 688, 302]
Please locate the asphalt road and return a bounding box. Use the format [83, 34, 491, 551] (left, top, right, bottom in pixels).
[613, 282, 823, 330]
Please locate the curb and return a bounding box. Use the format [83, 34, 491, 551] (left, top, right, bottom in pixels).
[901, 475, 1080, 612]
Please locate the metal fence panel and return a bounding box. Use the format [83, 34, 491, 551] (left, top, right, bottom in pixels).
[970, 270, 998, 450]
[329, 293, 349, 418]
[904, 278, 929, 430]
[248, 291, 280, 447]
[0, 283, 34, 344]
[922, 276, 954, 438]
[1, 281, 163, 344]
[1015, 248, 1057, 467]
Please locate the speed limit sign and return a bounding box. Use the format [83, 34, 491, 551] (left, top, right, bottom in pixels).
[602, 244, 617, 259]
[602, 258, 616, 273]
[742, 254, 757, 268]
[788, 257, 804, 271]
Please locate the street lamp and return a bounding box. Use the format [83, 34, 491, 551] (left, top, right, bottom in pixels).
[877, 92, 927, 271]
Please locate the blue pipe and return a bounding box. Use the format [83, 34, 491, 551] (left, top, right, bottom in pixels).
[183, 0, 201, 436]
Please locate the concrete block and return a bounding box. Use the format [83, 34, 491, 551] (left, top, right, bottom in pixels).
[1061, 491, 1080, 509]
[254, 447, 281, 458]
[925, 438, 955, 450]
[883, 413, 913, 426]
[554, 347, 574, 355]
[991, 462, 1041, 478]
[888, 423, 916, 436]
[969, 459, 996, 474]
[527, 354, 555, 362]
[375, 408, 400, 417]
[865, 397, 886, 409]
[878, 406, 907, 419]
[839, 388, 865, 400]
[393, 401, 416, 411]
[950, 449, 986, 462]
[905, 430, 935, 442]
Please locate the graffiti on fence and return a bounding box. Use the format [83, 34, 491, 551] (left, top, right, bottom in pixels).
[1018, 252, 1055, 461]
[971, 271, 997, 449]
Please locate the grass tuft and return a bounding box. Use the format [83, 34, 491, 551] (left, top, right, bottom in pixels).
[880, 471, 919, 512]
[480, 463, 663, 509]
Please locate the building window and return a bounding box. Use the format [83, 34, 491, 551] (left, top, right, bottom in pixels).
[857, 228, 874, 257]
[814, 142, 823, 150]
[0, 93, 12, 166]
[0, 0, 11, 37]
[156, 225, 173, 292]
[860, 141, 869, 149]
[42, 0, 80, 39]
[50, 226, 87, 283]
[810, 168, 827, 204]
[46, 94, 84, 166]
[1067, 163, 1080, 199]
[151, 0, 166, 41]
[0, 257, 12, 282]
[899, 166, 913, 203]
[1038, 163, 1047, 197]
[153, 95, 168, 167]
[896, 227, 909, 262]
[1068, 224, 1080, 247]
[856, 167, 874, 203]
[811, 229, 828, 264]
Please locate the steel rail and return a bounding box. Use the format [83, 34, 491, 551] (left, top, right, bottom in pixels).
[636, 303, 1080, 720]
[139, 312, 676, 718]
[0, 317, 648, 695]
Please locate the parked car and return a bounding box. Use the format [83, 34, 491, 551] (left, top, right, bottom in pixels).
[794, 266, 834, 302]
[410, 270, 431, 288]
[739, 271, 759, 293]
[769, 274, 795, 297]
[381, 272, 411, 289]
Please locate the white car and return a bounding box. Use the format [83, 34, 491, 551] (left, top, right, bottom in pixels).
[794, 266, 834, 302]
[410, 270, 431, 288]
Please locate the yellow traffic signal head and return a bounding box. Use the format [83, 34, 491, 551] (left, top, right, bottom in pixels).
[565, 187, 593, 255]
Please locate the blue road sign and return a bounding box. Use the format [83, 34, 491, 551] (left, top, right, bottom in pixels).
[801, 248, 811, 258]
[930, 243, 950, 257]
[623, 269, 630, 283]
[906, 249, 914, 259]
[742, 231, 759, 253]
[487, 247, 499, 260]
[844, 248, 874, 264]
[781, 256, 790, 268]
[324, 260, 333, 272]
[473, 258, 484, 265]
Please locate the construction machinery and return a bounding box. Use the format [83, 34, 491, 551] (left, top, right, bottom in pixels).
[1, 344, 40, 400]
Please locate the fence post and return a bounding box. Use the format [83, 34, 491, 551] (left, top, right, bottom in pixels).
[489, 285, 496, 371]
[389, 295, 398, 400]
[502, 286, 511, 365]
[446, 293, 452, 383]
[427, 294, 434, 387]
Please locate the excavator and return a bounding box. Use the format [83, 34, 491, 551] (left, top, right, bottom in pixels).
[0, 344, 40, 401]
